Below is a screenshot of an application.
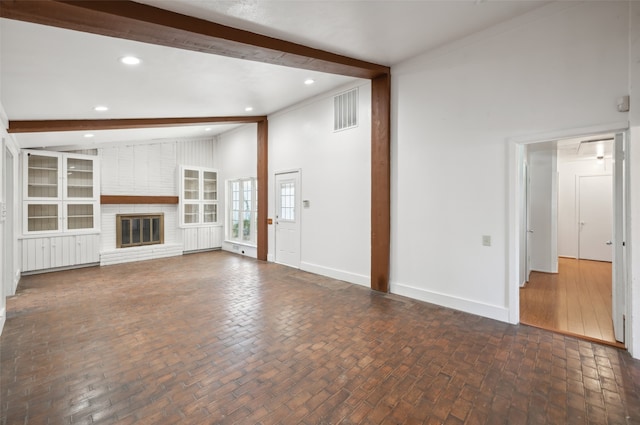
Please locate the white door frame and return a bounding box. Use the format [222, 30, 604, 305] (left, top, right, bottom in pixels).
[612, 132, 626, 342]
[508, 122, 629, 329]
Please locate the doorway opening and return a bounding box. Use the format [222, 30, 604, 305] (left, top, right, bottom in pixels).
[518, 131, 626, 348]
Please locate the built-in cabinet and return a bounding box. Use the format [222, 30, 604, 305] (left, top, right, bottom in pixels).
[23, 150, 100, 234]
[179, 166, 223, 252]
[179, 166, 218, 226]
[21, 150, 100, 272]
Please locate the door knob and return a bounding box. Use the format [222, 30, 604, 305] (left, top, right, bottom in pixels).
[527, 230, 534, 233]
[606, 241, 613, 245]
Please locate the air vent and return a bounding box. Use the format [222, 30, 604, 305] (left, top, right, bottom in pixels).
[334, 88, 358, 132]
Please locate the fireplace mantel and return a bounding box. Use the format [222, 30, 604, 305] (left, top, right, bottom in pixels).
[101, 195, 179, 204]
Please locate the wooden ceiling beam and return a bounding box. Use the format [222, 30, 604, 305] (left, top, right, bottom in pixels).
[0, 0, 390, 80]
[8, 116, 267, 133]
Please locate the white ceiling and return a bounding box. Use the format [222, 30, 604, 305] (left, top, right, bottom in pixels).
[0, 0, 549, 149]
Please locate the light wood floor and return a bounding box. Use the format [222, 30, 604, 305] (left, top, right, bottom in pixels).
[520, 257, 623, 347]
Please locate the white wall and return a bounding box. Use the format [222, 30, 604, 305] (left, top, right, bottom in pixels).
[627, 1, 640, 357]
[0, 103, 20, 334]
[528, 147, 557, 273]
[216, 123, 258, 257]
[392, 2, 631, 323]
[267, 82, 371, 286]
[99, 138, 217, 254]
[216, 83, 372, 283]
[558, 156, 612, 258]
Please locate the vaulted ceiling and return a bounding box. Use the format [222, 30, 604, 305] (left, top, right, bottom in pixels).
[0, 0, 548, 149]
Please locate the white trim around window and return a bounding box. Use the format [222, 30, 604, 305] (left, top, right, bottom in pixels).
[227, 177, 257, 245]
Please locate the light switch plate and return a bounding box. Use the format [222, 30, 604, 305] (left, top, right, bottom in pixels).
[482, 235, 491, 247]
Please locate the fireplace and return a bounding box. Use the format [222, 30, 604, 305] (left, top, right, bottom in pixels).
[116, 213, 164, 248]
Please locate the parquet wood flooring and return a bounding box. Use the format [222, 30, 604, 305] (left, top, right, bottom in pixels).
[520, 258, 621, 347]
[2, 251, 640, 424]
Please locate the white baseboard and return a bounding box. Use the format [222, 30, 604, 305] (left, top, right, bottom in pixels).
[390, 281, 510, 323]
[0, 308, 5, 336]
[299, 261, 369, 287]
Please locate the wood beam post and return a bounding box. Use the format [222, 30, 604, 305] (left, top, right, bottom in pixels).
[371, 73, 391, 292]
[257, 119, 269, 261]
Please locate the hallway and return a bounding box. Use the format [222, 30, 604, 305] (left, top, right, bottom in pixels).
[520, 257, 621, 347]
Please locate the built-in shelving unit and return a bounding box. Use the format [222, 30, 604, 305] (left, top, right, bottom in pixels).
[23, 150, 100, 235]
[21, 150, 101, 272]
[179, 166, 218, 226]
[179, 166, 222, 253]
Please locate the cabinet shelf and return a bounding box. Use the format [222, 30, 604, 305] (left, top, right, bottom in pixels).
[29, 166, 58, 171]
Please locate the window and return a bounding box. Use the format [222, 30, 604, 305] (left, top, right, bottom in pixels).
[228, 177, 257, 244]
[180, 166, 218, 226]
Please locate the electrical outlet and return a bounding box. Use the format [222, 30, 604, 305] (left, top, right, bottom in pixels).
[482, 235, 491, 247]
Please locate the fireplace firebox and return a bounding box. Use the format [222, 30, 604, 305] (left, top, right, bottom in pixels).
[116, 213, 164, 248]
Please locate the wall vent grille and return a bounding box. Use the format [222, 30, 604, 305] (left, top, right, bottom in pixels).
[334, 88, 358, 132]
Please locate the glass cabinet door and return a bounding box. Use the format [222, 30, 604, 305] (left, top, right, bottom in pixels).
[26, 203, 60, 233]
[66, 157, 94, 199]
[203, 171, 217, 200]
[184, 204, 199, 224]
[183, 169, 199, 200]
[27, 154, 60, 198]
[66, 203, 95, 230]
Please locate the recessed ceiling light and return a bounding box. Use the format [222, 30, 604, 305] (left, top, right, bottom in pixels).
[205, 127, 212, 132]
[84, 133, 94, 138]
[120, 56, 141, 65]
[94, 105, 109, 112]
[245, 106, 254, 112]
[304, 79, 315, 85]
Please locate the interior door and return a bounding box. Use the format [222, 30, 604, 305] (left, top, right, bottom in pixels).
[578, 175, 612, 262]
[612, 132, 625, 342]
[275, 171, 301, 268]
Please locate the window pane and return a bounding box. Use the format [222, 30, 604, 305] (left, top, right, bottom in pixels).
[122, 219, 131, 245]
[232, 210, 240, 238]
[243, 210, 251, 241]
[280, 182, 295, 220]
[132, 219, 140, 244]
[142, 218, 151, 242]
[152, 218, 160, 242]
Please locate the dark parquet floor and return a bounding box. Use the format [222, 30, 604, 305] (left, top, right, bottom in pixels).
[2, 251, 639, 424]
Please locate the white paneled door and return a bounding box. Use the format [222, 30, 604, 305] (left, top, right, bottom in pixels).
[275, 171, 301, 268]
[578, 175, 613, 262]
